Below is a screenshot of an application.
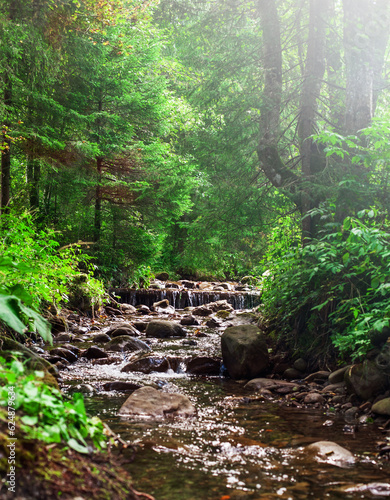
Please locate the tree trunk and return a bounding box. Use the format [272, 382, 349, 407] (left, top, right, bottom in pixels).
[94, 156, 103, 242]
[27, 155, 40, 209]
[343, 0, 390, 133]
[257, 0, 298, 191]
[298, 0, 329, 240]
[1, 74, 12, 214]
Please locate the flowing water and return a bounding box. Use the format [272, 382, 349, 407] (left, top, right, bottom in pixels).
[57, 312, 390, 500]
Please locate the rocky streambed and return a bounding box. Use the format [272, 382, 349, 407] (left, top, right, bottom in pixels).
[32, 282, 390, 499]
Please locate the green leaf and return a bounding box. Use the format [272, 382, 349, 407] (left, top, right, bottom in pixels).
[0, 294, 27, 334]
[371, 277, 380, 289]
[21, 415, 39, 426]
[67, 438, 90, 454]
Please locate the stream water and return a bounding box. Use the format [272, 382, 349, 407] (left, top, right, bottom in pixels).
[56, 307, 390, 500]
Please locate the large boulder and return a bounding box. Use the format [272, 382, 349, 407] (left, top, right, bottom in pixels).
[118, 386, 195, 418]
[371, 397, 390, 416]
[344, 360, 389, 400]
[145, 320, 186, 338]
[104, 335, 151, 353]
[221, 325, 269, 379]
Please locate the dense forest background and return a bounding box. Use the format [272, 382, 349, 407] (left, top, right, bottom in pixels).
[1, 0, 390, 359]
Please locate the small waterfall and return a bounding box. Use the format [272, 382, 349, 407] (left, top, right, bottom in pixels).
[110, 285, 261, 310]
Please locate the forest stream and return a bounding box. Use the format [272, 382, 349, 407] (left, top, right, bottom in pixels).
[48, 286, 390, 500]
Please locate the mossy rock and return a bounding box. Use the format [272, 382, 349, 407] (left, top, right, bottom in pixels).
[216, 310, 232, 320]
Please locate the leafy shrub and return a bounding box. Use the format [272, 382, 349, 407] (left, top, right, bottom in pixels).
[260, 209, 390, 361]
[0, 356, 106, 453]
[0, 211, 105, 314]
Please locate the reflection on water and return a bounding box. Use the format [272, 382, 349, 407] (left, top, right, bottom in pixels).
[59, 324, 390, 500]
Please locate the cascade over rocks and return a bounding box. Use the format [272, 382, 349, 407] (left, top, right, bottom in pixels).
[118, 386, 195, 418]
[221, 325, 269, 379]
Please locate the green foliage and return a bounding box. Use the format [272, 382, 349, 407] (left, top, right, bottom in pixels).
[0, 211, 105, 314]
[261, 207, 390, 361]
[0, 355, 106, 453]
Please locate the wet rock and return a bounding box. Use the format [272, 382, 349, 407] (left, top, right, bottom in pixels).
[321, 382, 346, 393]
[344, 406, 358, 422]
[121, 303, 137, 314]
[102, 381, 141, 393]
[121, 357, 170, 374]
[133, 321, 148, 332]
[145, 320, 186, 338]
[245, 378, 299, 392]
[344, 360, 389, 400]
[92, 333, 111, 343]
[221, 325, 269, 380]
[375, 344, 390, 375]
[83, 346, 108, 360]
[210, 300, 234, 313]
[180, 280, 195, 289]
[180, 315, 200, 326]
[153, 299, 170, 309]
[304, 371, 330, 383]
[92, 357, 122, 365]
[50, 347, 78, 363]
[205, 317, 221, 328]
[105, 335, 151, 353]
[55, 333, 73, 342]
[106, 323, 140, 337]
[155, 272, 169, 281]
[284, 368, 303, 380]
[46, 356, 70, 365]
[293, 358, 307, 372]
[328, 366, 351, 385]
[137, 305, 151, 315]
[166, 282, 180, 289]
[192, 305, 213, 316]
[118, 386, 196, 418]
[233, 312, 258, 325]
[305, 441, 355, 467]
[105, 305, 123, 316]
[304, 392, 325, 404]
[186, 357, 221, 376]
[332, 395, 346, 404]
[215, 310, 232, 320]
[371, 397, 390, 416]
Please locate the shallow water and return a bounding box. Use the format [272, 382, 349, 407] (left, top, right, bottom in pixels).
[58, 316, 390, 500]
